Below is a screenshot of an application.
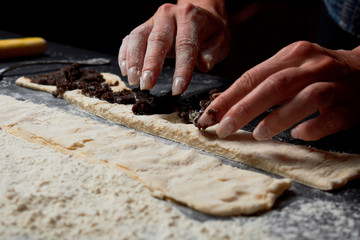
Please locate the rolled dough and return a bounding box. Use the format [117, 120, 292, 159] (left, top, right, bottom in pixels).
[16, 75, 360, 190]
[0, 94, 290, 216]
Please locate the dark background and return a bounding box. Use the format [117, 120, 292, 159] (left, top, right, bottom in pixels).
[1, 0, 359, 79]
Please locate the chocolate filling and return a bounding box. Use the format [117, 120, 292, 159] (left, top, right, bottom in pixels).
[29, 63, 219, 127]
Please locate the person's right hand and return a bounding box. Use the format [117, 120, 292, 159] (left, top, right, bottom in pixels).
[118, 1, 230, 95]
[197, 41, 360, 141]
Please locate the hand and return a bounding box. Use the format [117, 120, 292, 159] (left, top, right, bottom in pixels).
[118, 1, 230, 95]
[197, 41, 360, 141]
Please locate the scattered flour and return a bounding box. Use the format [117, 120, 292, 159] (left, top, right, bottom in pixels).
[0, 129, 271, 240]
[1, 128, 359, 240]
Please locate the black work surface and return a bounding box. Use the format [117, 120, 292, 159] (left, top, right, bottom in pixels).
[1, 31, 360, 239]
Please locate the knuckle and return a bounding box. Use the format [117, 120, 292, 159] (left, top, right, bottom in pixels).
[178, 2, 197, 15]
[238, 71, 258, 93]
[147, 28, 174, 53]
[213, 94, 231, 114]
[144, 55, 163, 66]
[177, 2, 206, 24]
[292, 40, 314, 50]
[278, 41, 315, 61]
[315, 55, 344, 73]
[319, 55, 338, 66]
[290, 41, 315, 55]
[304, 84, 336, 107]
[263, 74, 290, 93]
[148, 32, 168, 47]
[129, 27, 141, 36]
[234, 102, 253, 120]
[157, 3, 174, 14]
[176, 37, 198, 50]
[302, 87, 321, 104]
[176, 38, 198, 58]
[130, 24, 150, 37]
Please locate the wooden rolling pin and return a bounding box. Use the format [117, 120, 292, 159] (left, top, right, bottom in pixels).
[0, 37, 47, 59]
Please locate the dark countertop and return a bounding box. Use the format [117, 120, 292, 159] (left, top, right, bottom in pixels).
[1, 31, 359, 240]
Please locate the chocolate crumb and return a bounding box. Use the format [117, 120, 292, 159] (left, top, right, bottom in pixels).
[207, 108, 219, 122]
[132, 89, 179, 115]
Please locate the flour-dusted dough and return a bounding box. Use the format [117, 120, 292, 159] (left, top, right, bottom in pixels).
[0, 94, 291, 216]
[16, 76, 360, 190]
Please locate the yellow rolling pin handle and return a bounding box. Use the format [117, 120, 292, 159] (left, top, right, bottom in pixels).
[0, 37, 47, 59]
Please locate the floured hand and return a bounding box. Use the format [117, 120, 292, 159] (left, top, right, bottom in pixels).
[118, 0, 230, 95]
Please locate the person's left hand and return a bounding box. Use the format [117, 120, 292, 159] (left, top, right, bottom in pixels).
[197, 41, 360, 141]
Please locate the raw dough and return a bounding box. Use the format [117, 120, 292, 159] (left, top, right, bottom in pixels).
[16, 76, 360, 190]
[15, 72, 126, 93]
[0, 94, 291, 216]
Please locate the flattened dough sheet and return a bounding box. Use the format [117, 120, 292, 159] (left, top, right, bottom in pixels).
[16, 75, 360, 190]
[0, 94, 290, 216]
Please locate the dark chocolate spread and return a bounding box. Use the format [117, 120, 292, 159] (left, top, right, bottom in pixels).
[29, 63, 219, 127]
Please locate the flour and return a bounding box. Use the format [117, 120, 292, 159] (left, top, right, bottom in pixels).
[0, 129, 271, 240]
[1, 129, 360, 240]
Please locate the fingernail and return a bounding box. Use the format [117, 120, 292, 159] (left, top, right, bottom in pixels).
[253, 123, 271, 140]
[202, 53, 214, 72]
[140, 70, 154, 90]
[120, 60, 127, 76]
[127, 66, 141, 86]
[216, 116, 236, 138]
[291, 128, 299, 139]
[172, 77, 186, 95]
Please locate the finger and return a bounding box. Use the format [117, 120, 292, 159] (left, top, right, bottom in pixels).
[196, 31, 230, 72]
[196, 47, 306, 128]
[216, 67, 322, 138]
[171, 31, 199, 95]
[197, 41, 324, 127]
[126, 23, 152, 85]
[196, 12, 230, 73]
[118, 35, 129, 76]
[140, 5, 176, 90]
[291, 105, 352, 141]
[171, 4, 206, 95]
[253, 82, 337, 140]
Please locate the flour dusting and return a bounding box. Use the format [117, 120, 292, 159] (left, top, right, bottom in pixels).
[1, 128, 359, 240]
[0, 129, 269, 240]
